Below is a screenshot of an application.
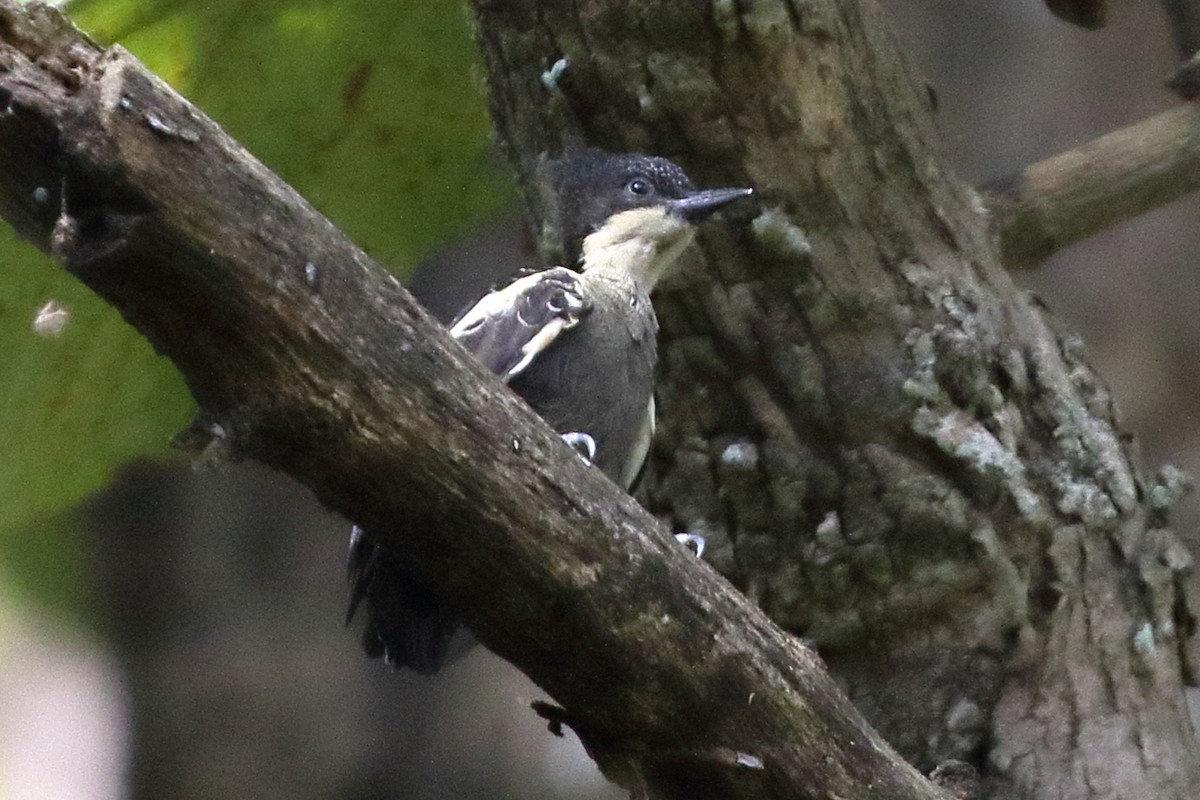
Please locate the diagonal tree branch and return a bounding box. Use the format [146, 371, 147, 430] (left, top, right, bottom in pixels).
[0, 3, 949, 799]
[987, 105, 1200, 269]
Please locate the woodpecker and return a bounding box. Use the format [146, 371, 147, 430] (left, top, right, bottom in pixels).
[346, 149, 753, 674]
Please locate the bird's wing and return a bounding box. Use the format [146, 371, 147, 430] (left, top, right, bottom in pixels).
[345, 268, 588, 674]
[345, 525, 462, 674]
[449, 266, 589, 381]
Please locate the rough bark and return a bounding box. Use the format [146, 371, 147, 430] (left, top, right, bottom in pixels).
[469, 1, 1200, 799]
[0, 3, 951, 799]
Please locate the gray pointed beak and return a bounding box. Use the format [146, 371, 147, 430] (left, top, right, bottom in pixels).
[669, 187, 754, 222]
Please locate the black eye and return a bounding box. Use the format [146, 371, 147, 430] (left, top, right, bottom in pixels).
[625, 177, 653, 196]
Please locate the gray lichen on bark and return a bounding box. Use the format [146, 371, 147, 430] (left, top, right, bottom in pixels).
[471, 0, 1200, 797]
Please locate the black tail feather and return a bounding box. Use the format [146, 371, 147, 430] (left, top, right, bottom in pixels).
[345, 526, 461, 675]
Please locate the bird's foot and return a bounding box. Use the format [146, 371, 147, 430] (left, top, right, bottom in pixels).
[675, 532, 706, 558]
[561, 431, 597, 464]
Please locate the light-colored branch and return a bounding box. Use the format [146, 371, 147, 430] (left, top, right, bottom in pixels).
[988, 105, 1200, 269]
[0, 3, 950, 799]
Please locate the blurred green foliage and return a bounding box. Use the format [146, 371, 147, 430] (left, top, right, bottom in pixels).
[0, 0, 513, 611]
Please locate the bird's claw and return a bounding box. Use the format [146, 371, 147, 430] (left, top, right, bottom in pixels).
[675, 532, 706, 558]
[561, 431, 597, 464]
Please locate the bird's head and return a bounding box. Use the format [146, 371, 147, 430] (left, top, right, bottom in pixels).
[554, 149, 752, 289]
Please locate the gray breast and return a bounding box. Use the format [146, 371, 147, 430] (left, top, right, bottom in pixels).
[508, 272, 658, 488]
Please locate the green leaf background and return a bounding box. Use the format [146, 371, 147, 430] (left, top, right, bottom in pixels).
[0, 0, 514, 611]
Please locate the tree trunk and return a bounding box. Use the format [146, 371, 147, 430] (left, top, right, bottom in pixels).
[470, 1, 1200, 798]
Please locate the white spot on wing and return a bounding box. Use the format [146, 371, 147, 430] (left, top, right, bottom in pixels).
[505, 316, 569, 380]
